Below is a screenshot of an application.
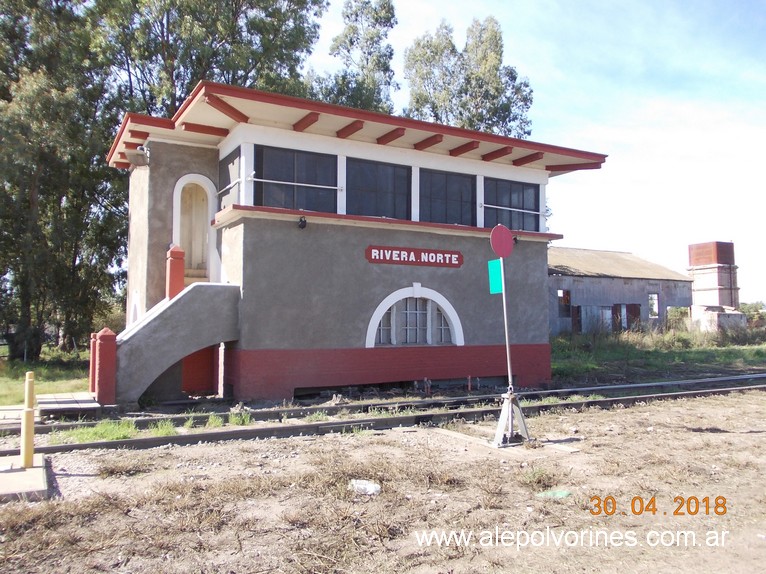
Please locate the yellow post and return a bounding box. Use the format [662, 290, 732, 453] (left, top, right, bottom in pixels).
[20, 371, 35, 468]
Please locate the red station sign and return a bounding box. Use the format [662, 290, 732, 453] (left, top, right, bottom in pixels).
[365, 245, 463, 268]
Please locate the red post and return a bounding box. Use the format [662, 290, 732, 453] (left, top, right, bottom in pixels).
[89, 332, 97, 393]
[94, 328, 117, 405]
[166, 244, 185, 299]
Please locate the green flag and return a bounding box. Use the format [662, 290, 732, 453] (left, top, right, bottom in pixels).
[488, 258, 503, 294]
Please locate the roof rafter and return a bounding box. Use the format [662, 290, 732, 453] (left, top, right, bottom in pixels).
[181, 122, 229, 137]
[547, 162, 603, 172]
[513, 152, 544, 166]
[337, 120, 364, 139]
[449, 140, 480, 157]
[293, 112, 320, 132]
[414, 134, 443, 151]
[377, 127, 406, 145]
[204, 94, 249, 123]
[482, 146, 513, 162]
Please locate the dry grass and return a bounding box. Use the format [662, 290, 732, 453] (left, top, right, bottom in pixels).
[516, 464, 558, 490]
[97, 459, 152, 478]
[2, 392, 764, 573]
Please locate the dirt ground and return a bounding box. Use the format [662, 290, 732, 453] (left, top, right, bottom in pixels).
[1, 391, 765, 573]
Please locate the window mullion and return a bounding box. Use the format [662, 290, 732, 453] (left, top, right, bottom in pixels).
[426, 300, 433, 345]
[391, 303, 397, 345]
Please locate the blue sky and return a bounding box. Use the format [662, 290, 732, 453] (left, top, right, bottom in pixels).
[306, 1, 766, 302]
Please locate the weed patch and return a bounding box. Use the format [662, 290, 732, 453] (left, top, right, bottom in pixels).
[148, 419, 178, 437]
[228, 411, 252, 426]
[304, 410, 329, 422]
[49, 419, 138, 444]
[205, 414, 224, 428]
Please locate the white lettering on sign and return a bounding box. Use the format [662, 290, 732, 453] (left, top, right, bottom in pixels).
[366, 245, 463, 268]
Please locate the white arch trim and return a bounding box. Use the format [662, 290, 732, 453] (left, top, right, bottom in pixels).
[365, 282, 465, 348]
[172, 174, 221, 282]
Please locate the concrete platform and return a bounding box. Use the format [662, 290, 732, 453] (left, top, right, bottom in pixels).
[37, 392, 102, 418]
[0, 392, 101, 431]
[0, 404, 41, 423]
[0, 453, 49, 502]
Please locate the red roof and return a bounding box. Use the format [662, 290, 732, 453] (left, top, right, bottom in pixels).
[108, 80, 607, 175]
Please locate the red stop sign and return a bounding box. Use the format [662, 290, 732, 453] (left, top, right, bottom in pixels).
[490, 224, 514, 258]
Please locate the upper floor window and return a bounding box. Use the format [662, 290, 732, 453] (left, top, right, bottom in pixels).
[484, 178, 540, 231]
[420, 169, 476, 226]
[254, 145, 337, 213]
[346, 157, 410, 219]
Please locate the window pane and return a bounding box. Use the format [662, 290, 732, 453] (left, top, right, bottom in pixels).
[523, 184, 538, 210]
[402, 297, 428, 344]
[262, 182, 290, 208]
[483, 177, 540, 231]
[376, 308, 392, 345]
[261, 147, 294, 183]
[436, 307, 452, 344]
[255, 145, 337, 213]
[420, 169, 475, 225]
[347, 158, 411, 219]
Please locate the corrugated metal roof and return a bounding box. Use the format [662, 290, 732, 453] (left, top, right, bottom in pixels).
[548, 247, 692, 282]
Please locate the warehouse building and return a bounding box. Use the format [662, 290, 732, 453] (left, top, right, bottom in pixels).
[548, 247, 693, 335]
[98, 81, 606, 405]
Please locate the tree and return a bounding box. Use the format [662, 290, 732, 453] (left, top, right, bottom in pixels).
[94, 0, 329, 116]
[404, 17, 533, 138]
[1, 0, 331, 359]
[739, 302, 765, 327]
[308, 0, 398, 113]
[0, 0, 127, 358]
[401, 22, 461, 126]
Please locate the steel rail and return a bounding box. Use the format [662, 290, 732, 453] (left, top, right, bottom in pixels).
[1, 372, 764, 436]
[18, 374, 766, 434]
[515, 372, 766, 398]
[0, 382, 764, 458]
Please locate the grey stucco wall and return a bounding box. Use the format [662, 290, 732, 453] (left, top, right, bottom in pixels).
[126, 142, 219, 318]
[223, 215, 549, 350]
[126, 166, 149, 324]
[549, 275, 693, 334]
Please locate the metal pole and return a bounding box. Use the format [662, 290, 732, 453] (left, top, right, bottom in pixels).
[500, 258, 513, 389]
[499, 258, 514, 437]
[20, 371, 35, 468]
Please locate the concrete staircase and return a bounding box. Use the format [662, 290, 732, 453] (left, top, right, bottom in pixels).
[115, 283, 241, 404]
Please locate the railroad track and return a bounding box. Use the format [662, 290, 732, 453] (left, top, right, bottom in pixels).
[1, 373, 765, 457]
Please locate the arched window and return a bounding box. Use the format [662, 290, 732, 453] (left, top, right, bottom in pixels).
[374, 297, 454, 346]
[366, 283, 464, 348]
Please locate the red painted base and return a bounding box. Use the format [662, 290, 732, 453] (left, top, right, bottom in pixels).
[225, 344, 551, 401]
[182, 347, 217, 394]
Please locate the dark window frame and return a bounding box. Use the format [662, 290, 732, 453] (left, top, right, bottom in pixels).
[254, 145, 337, 213]
[346, 157, 411, 220]
[419, 168, 476, 226]
[483, 177, 540, 231]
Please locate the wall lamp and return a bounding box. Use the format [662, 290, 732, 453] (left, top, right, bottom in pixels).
[125, 145, 150, 167]
[298, 216, 307, 230]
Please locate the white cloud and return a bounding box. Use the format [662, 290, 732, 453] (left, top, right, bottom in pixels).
[307, 0, 766, 301]
[548, 97, 766, 301]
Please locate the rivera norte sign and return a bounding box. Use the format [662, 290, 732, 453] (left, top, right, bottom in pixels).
[365, 245, 463, 268]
